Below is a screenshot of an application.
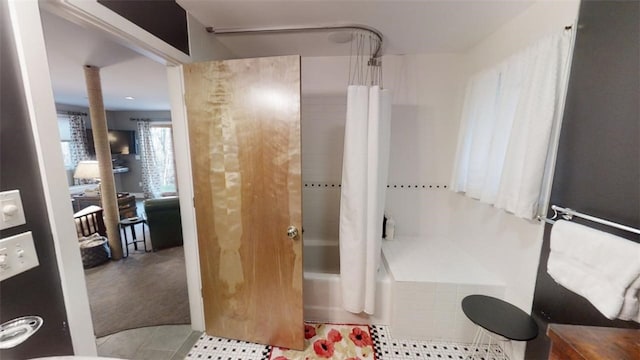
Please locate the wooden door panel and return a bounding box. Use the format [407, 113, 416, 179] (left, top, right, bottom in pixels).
[183, 56, 303, 350]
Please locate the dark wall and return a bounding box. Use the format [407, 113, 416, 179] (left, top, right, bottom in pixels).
[526, 1, 640, 358]
[97, 0, 189, 55]
[0, 1, 74, 358]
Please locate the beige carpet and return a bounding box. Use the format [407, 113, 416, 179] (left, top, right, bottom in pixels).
[84, 246, 191, 337]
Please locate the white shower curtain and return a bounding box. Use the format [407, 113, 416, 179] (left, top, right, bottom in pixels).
[340, 85, 391, 314]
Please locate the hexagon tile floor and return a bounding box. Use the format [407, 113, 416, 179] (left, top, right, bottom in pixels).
[184, 324, 509, 360]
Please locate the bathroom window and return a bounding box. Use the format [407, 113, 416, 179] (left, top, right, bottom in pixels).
[451, 30, 573, 219]
[57, 115, 73, 169]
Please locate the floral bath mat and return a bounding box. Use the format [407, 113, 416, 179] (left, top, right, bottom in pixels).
[269, 323, 376, 360]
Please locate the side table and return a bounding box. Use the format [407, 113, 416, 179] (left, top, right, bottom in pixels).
[462, 295, 538, 360]
[119, 217, 149, 257]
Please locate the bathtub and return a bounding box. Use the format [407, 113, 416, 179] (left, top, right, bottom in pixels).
[302, 239, 391, 325]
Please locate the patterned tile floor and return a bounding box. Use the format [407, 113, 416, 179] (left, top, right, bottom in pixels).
[185, 325, 508, 360]
[185, 336, 269, 360]
[370, 325, 507, 360]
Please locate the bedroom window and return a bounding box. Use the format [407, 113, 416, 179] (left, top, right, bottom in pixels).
[57, 114, 73, 169]
[138, 120, 177, 198]
[149, 124, 176, 195]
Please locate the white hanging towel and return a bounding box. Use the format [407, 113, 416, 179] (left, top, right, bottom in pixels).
[340, 85, 391, 314]
[547, 220, 640, 320]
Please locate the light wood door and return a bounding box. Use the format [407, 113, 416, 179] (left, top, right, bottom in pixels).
[183, 56, 303, 350]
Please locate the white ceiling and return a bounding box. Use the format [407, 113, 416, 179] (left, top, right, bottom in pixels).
[43, 1, 535, 111]
[41, 11, 171, 111]
[178, 0, 535, 57]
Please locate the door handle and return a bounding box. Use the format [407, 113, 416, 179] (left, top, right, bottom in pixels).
[287, 226, 299, 239]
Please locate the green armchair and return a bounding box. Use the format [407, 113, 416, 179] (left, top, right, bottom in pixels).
[144, 196, 183, 251]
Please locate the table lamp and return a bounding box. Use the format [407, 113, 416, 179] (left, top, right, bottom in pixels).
[74, 160, 101, 195]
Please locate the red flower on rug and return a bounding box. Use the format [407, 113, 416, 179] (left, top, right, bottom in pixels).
[349, 327, 373, 347]
[313, 339, 335, 358]
[269, 323, 375, 360]
[327, 328, 342, 343]
[304, 324, 316, 339]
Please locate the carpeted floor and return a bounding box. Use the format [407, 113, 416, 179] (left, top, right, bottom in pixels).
[84, 246, 191, 337]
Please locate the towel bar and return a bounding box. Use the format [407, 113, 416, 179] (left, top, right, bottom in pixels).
[539, 205, 640, 235]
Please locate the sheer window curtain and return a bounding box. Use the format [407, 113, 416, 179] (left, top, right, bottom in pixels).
[451, 30, 573, 219]
[149, 125, 177, 195]
[137, 120, 162, 199]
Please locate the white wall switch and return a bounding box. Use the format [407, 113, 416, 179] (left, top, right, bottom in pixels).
[0, 190, 26, 230]
[0, 232, 39, 282]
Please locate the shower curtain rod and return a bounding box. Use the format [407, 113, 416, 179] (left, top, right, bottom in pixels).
[206, 24, 383, 58]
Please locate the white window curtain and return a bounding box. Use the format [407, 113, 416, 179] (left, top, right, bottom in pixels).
[451, 30, 573, 219]
[137, 120, 162, 198]
[149, 125, 177, 195]
[340, 33, 391, 315]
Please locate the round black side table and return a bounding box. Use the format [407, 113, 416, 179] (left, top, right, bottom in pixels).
[462, 295, 538, 360]
[119, 217, 148, 257]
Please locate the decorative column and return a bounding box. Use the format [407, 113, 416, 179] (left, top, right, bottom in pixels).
[83, 65, 123, 260]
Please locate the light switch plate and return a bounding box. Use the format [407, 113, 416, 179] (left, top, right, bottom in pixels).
[0, 190, 26, 230]
[0, 232, 39, 282]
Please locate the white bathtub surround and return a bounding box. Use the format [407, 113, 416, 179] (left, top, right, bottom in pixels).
[451, 30, 573, 219]
[303, 261, 392, 325]
[383, 237, 505, 342]
[339, 84, 392, 314]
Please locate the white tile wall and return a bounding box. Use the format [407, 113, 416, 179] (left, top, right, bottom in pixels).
[384, 188, 452, 237]
[391, 280, 506, 342]
[301, 95, 346, 183]
[300, 95, 345, 240]
[302, 186, 341, 240]
[444, 193, 544, 312]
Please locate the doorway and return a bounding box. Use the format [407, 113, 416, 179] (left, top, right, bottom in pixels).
[38, 5, 193, 356]
[8, 0, 224, 354]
